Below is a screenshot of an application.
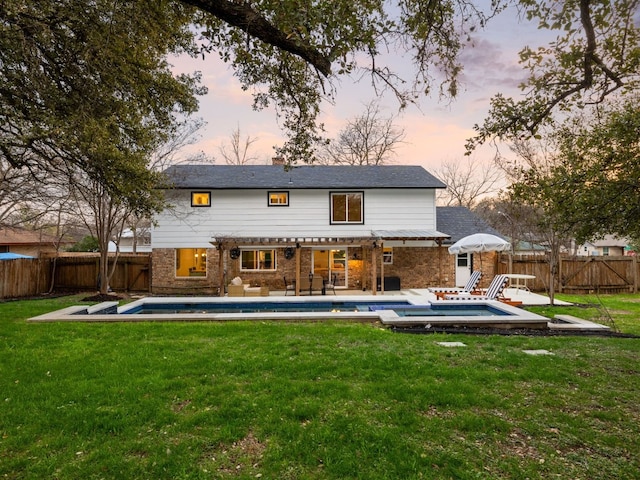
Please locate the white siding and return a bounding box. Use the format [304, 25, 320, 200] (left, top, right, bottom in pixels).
[152, 188, 438, 249]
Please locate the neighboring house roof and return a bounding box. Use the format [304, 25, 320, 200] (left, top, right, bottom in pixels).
[0, 225, 67, 246]
[512, 239, 547, 253]
[436, 206, 505, 245]
[589, 235, 629, 248]
[162, 165, 447, 190]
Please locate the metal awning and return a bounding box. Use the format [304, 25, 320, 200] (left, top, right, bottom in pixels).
[371, 229, 450, 242]
[211, 230, 449, 247]
[210, 236, 377, 247]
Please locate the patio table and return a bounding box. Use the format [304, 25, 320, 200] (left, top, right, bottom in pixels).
[503, 274, 536, 292]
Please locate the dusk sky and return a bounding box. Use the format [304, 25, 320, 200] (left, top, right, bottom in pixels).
[172, 6, 553, 174]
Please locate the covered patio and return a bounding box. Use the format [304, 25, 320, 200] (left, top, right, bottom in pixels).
[211, 229, 449, 297]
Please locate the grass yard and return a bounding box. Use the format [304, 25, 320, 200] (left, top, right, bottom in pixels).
[0, 294, 639, 479]
[528, 293, 640, 335]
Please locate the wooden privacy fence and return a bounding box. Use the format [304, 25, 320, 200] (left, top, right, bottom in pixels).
[0, 258, 52, 299]
[497, 254, 640, 294]
[0, 254, 151, 300]
[53, 254, 151, 293]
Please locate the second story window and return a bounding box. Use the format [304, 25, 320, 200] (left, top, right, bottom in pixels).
[191, 192, 211, 207]
[330, 192, 363, 224]
[268, 191, 289, 206]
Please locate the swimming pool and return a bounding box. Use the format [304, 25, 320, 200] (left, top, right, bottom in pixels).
[117, 300, 506, 316]
[120, 300, 416, 315]
[29, 295, 551, 328]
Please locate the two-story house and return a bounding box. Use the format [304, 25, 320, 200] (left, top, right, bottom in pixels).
[151, 164, 499, 295]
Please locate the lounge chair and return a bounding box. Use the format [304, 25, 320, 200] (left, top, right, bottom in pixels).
[444, 275, 509, 300]
[444, 274, 512, 303]
[429, 270, 482, 300]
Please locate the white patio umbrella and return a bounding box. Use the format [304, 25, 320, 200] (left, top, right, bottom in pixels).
[448, 233, 511, 271]
[448, 233, 511, 255]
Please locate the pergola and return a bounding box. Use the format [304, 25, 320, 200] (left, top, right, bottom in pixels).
[211, 230, 448, 296]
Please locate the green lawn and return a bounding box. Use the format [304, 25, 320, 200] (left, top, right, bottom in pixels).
[1, 294, 639, 479]
[528, 293, 640, 335]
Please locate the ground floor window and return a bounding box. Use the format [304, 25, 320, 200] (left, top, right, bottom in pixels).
[241, 249, 276, 271]
[382, 247, 393, 264]
[175, 248, 207, 277]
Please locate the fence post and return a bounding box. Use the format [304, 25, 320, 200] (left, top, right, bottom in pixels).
[634, 255, 638, 293]
[124, 258, 129, 292]
[558, 256, 563, 293]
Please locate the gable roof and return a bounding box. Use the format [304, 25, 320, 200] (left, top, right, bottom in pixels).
[162, 165, 446, 190]
[436, 206, 505, 245]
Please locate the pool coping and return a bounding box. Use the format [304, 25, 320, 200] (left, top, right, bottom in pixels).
[28, 294, 553, 328]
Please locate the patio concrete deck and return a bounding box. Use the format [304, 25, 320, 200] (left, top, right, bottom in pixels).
[270, 288, 569, 306]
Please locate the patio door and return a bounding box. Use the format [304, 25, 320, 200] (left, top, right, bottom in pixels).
[455, 253, 472, 287]
[313, 249, 347, 288]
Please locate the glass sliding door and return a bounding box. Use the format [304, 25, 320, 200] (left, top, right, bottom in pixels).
[313, 248, 347, 288]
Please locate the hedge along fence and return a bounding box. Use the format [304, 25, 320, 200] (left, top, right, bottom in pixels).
[497, 254, 640, 294]
[0, 258, 52, 299]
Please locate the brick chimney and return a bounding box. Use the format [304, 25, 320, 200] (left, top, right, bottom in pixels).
[271, 157, 285, 166]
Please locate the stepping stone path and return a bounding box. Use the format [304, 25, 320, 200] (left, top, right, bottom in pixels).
[436, 341, 467, 347]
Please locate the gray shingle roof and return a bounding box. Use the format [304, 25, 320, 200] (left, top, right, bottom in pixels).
[162, 165, 446, 189]
[436, 206, 505, 244]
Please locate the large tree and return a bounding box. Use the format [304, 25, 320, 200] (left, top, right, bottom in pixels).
[3, 0, 637, 178]
[0, 0, 204, 207]
[184, 0, 639, 159]
[513, 98, 640, 243]
[185, 0, 501, 160]
[469, 0, 640, 149]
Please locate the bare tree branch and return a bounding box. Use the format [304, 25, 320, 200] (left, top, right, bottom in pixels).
[218, 125, 260, 165]
[435, 157, 502, 208]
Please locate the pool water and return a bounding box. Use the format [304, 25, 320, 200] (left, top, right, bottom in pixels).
[120, 301, 508, 317]
[123, 300, 414, 315]
[370, 303, 508, 317]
